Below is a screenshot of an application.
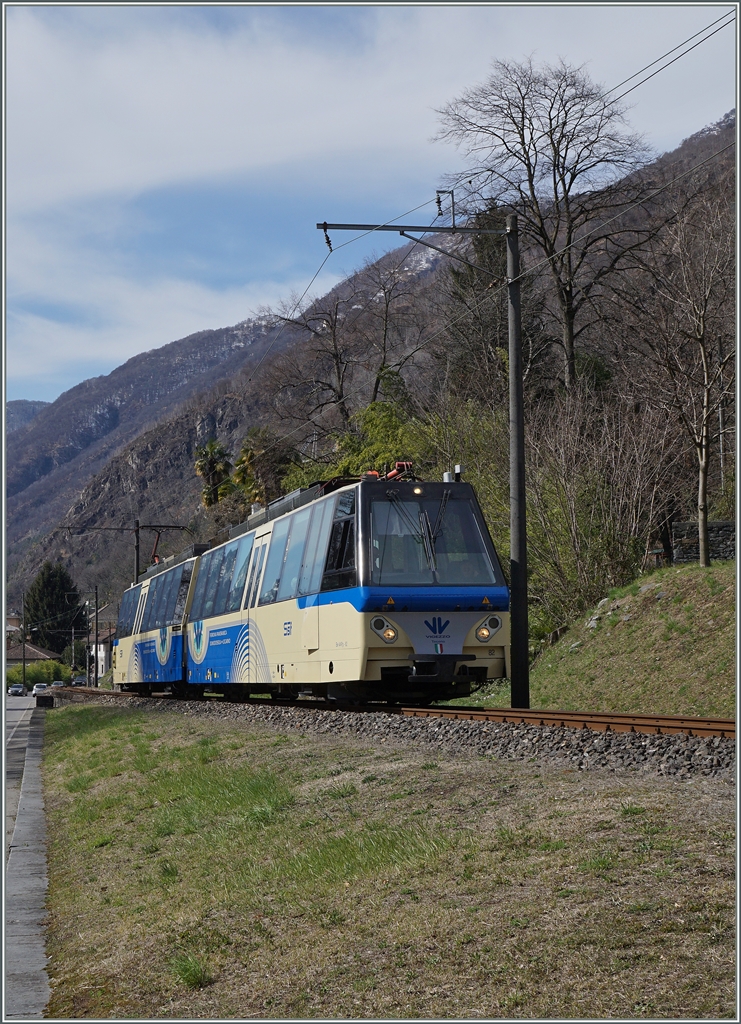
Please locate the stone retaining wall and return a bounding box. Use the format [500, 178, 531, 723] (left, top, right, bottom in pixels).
[671, 521, 735, 563]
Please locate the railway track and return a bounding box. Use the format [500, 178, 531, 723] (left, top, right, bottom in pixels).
[400, 706, 735, 739]
[54, 687, 735, 739]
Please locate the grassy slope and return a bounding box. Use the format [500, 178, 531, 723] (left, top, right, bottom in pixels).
[42, 706, 735, 1020]
[446, 562, 735, 718]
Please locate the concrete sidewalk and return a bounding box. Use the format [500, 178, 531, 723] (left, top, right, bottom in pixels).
[5, 708, 51, 1019]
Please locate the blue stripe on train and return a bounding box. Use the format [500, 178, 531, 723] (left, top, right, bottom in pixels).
[187, 623, 244, 685]
[296, 585, 509, 613]
[135, 633, 184, 684]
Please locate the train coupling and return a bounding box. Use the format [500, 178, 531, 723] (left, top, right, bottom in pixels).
[407, 653, 475, 684]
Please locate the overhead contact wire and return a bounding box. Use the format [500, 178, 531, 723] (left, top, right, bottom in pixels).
[604, 11, 735, 97]
[244, 198, 438, 384]
[610, 17, 735, 104]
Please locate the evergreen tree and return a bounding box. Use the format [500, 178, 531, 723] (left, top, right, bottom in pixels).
[24, 561, 84, 654]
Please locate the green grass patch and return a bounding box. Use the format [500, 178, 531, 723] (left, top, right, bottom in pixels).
[42, 705, 735, 1021]
[169, 953, 213, 989]
[527, 562, 735, 716]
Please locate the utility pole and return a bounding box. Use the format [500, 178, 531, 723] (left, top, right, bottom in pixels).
[317, 197, 530, 708]
[506, 215, 529, 708]
[94, 585, 99, 688]
[65, 519, 192, 587]
[21, 591, 26, 692]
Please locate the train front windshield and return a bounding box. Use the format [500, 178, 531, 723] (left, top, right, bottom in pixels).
[369, 493, 499, 586]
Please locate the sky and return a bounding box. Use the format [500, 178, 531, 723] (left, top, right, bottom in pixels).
[4, 3, 737, 403]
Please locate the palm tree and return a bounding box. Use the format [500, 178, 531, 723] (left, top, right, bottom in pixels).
[194, 440, 233, 507]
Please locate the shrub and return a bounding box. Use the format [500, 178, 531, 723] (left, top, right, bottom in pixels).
[6, 660, 71, 686]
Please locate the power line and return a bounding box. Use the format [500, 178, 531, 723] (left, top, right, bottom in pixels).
[225, 18, 735, 397]
[244, 197, 439, 383]
[610, 15, 735, 104]
[509, 141, 735, 286]
[605, 11, 735, 98]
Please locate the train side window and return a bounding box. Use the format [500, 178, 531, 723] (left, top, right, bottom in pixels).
[201, 550, 225, 619]
[321, 493, 357, 592]
[276, 506, 312, 602]
[245, 541, 268, 609]
[133, 584, 149, 634]
[321, 520, 356, 591]
[211, 541, 239, 617]
[153, 563, 190, 627]
[297, 497, 335, 597]
[152, 570, 174, 629]
[140, 577, 160, 633]
[336, 491, 355, 518]
[226, 534, 254, 613]
[258, 518, 291, 605]
[116, 584, 142, 638]
[189, 550, 215, 621]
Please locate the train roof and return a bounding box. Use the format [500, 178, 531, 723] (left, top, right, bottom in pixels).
[136, 470, 470, 585]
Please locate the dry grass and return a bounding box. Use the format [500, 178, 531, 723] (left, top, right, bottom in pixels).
[43, 705, 735, 1019]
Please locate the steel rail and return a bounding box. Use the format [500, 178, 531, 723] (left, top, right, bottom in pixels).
[55, 688, 734, 739]
[399, 706, 735, 739]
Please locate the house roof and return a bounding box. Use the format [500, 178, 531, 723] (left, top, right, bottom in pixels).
[6, 642, 59, 662]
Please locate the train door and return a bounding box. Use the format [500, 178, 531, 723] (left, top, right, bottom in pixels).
[243, 535, 270, 687]
[133, 582, 149, 636]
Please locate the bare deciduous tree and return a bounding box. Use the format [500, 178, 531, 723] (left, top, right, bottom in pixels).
[264, 252, 433, 443]
[526, 385, 685, 630]
[617, 177, 735, 566]
[436, 57, 653, 388]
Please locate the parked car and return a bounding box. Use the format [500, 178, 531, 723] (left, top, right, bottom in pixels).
[51, 680, 66, 688]
[8, 683, 25, 696]
[31, 683, 48, 697]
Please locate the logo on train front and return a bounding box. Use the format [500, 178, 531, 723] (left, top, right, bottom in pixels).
[424, 616, 450, 637]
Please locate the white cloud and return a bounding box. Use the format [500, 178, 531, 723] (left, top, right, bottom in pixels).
[5, 4, 736, 400]
[7, 266, 343, 392]
[6, 214, 342, 387]
[8, 6, 735, 210]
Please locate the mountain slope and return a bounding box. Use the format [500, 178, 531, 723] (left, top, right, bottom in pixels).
[7, 318, 277, 498]
[6, 400, 50, 433]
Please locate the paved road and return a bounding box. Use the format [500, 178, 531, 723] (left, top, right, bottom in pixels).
[6, 694, 35, 861]
[5, 694, 51, 1018]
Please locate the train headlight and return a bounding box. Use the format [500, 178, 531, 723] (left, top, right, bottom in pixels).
[476, 616, 502, 642]
[371, 617, 398, 643]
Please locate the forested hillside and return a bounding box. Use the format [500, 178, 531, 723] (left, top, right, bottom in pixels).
[7, 68, 735, 650]
[6, 399, 50, 433]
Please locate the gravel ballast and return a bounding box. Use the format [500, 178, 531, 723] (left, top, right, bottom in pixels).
[57, 694, 735, 780]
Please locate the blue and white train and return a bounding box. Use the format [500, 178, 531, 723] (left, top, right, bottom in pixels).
[113, 468, 510, 703]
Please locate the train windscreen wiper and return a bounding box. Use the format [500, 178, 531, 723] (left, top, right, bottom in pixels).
[418, 509, 437, 574]
[431, 489, 451, 544]
[386, 490, 437, 573]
